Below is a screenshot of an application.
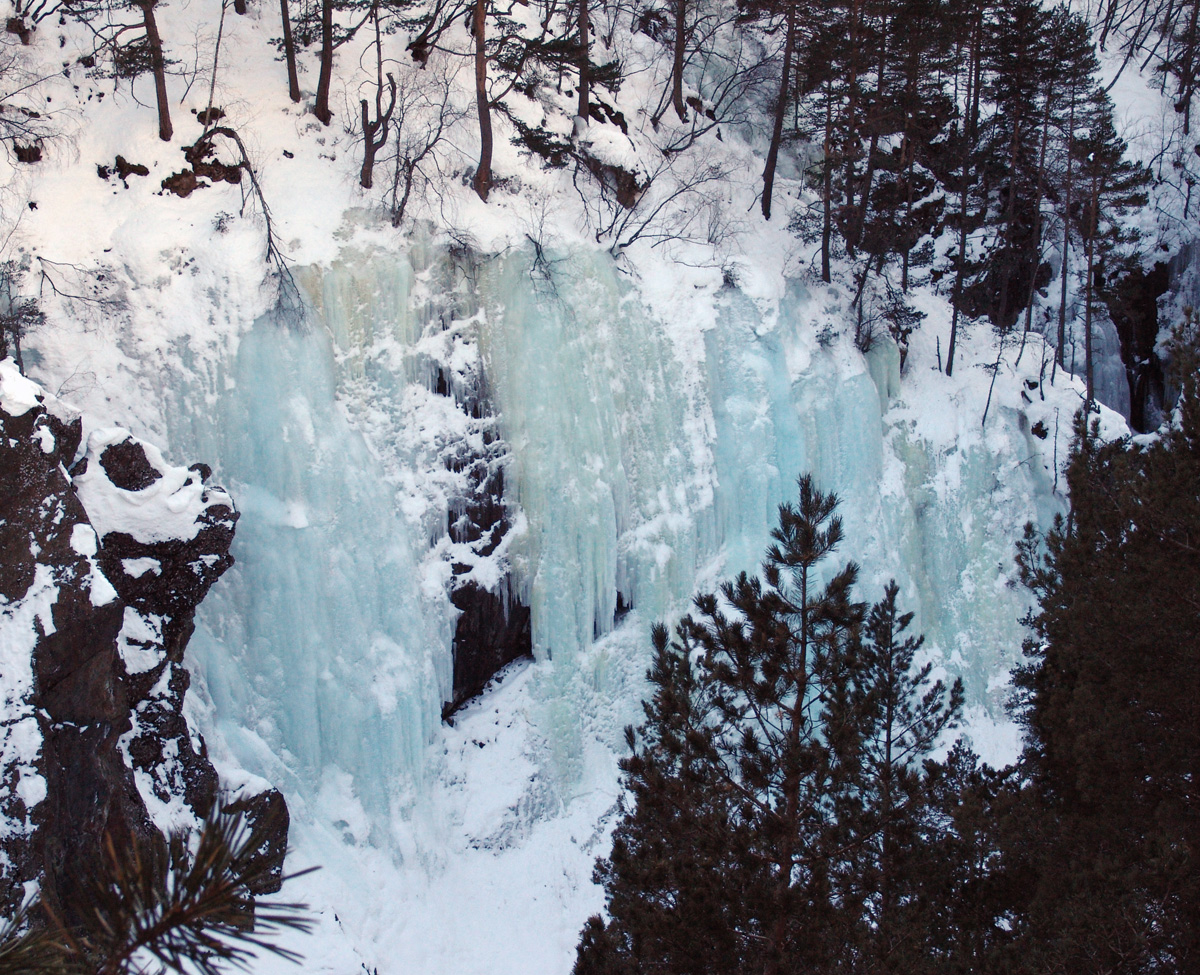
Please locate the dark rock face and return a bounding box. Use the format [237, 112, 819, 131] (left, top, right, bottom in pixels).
[0, 392, 147, 917]
[401, 250, 533, 720]
[449, 582, 532, 715]
[99, 439, 163, 491]
[0, 366, 288, 914]
[446, 461, 532, 718]
[430, 364, 532, 719]
[1108, 261, 1170, 432]
[222, 788, 290, 895]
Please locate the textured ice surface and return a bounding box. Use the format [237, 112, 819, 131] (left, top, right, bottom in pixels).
[173, 316, 452, 821]
[156, 241, 1070, 814]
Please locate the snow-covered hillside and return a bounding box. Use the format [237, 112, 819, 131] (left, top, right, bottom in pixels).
[0, 0, 1179, 968]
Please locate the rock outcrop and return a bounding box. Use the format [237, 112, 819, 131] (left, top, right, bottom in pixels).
[0, 359, 287, 918]
[430, 360, 532, 720]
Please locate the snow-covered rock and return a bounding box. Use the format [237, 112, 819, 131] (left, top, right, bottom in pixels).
[0, 358, 286, 914]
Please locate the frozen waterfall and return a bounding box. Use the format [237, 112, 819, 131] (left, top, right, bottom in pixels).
[145, 239, 1067, 837]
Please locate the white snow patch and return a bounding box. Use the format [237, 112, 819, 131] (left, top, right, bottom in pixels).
[73, 428, 229, 544]
[0, 359, 44, 418]
[117, 608, 165, 675]
[122, 557, 162, 578]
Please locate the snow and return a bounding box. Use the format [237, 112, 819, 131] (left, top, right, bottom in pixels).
[69, 523, 98, 557]
[117, 607, 166, 675]
[73, 427, 231, 544]
[121, 556, 162, 578]
[174, 235, 1083, 975]
[0, 358, 43, 417]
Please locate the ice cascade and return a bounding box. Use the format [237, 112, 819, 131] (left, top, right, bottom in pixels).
[156, 240, 1064, 832]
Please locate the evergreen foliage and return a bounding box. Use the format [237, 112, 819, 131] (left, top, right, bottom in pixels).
[580, 395, 1200, 973]
[1010, 324, 1200, 973]
[0, 805, 311, 975]
[577, 476, 963, 975]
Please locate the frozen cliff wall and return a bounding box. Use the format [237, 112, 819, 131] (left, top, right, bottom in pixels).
[143, 236, 1082, 835]
[0, 359, 286, 915]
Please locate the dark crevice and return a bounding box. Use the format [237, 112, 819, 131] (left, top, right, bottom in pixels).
[1108, 261, 1169, 432]
[432, 363, 532, 722]
[615, 591, 632, 627]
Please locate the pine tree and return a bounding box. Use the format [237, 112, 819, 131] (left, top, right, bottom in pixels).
[0, 805, 310, 975]
[1043, 10, 1099, 371]
[975, 0, 1051, 328]
[907, 742, 1023, 974]
[578, 477, 968, 975]
[1011, 325, 1200, 973]
[1068, 92, 1148, 405]
[856, 0, 956, 289]
[853, 582, 964, 972]
[945, 0, 990, 376]
[577, 623, 758, 975]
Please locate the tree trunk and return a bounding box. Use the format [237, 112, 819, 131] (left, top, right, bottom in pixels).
[671, 0, 687, 121]
[1057, 96, 1076, 370]
[577, 0, 590, 121]
[763, 562, 811, 975]
[361, 100, 376, 188]
[137, 0, 172, 142]
[1023, 90, 1053, 334]
[393, 159, 416, 227]
[314, 0, 334, 124]
[1177, 0, 1200, 135]
[360, 83, 396, 190]
[822, 80, 833, 283]
[849, 10, 889, 253]
[995, 111, 1023, 327]
[947, 1, 984, 377]
[361, 9, 394, 191]
[761, 4, 795, 220]
[281, 0, 301, 103]
[878, 649, 896, 952]
[473, 0, 492, 201]
[994, 9, 1038, 325]
[900, 52, 919, 292]
[900, 147, 914, 290]
[1085, 170, 1099, 406]
[841, 0, 863, 201]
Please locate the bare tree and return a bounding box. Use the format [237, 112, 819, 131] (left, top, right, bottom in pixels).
[646, 0, 747, 128]
[403, 0, 471, 64]
[0, 262, 44, 372]
[359, 3, 395, 188]
[576, 149, 731, 254]
[472, 0, 492, 199]
[189, 127, 304, 324]
[385, 57, 463, 226]
[0, 42, 57, 159]
[656, 24, 771, 155]
[8, 0, 68, 41]
[576, 0, 590, 120]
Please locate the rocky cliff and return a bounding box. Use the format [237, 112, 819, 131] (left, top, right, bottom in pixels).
[0, 358, 286, 918]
